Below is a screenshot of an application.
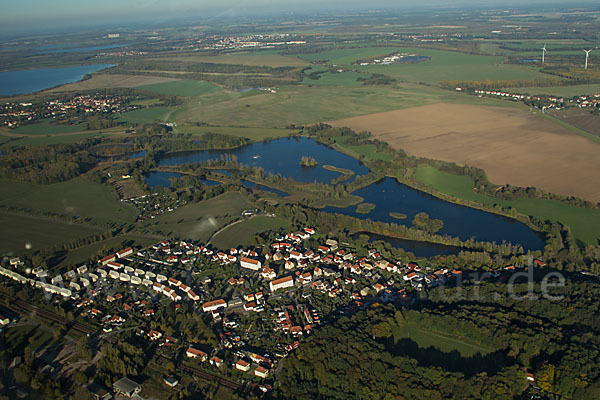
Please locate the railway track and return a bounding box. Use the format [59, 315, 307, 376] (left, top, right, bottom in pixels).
[0, 292, 251, 394]
[0, 292, 95, 336]
[156, 354, 250, 393]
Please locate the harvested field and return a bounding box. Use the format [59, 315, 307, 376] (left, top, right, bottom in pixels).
[43, 74, 180, 92]
[550, 109, 600, 137]
[330, 103, 600, 202]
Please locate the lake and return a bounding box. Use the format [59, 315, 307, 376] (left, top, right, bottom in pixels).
[354, 232, 462, 258]
[145, 172, 220, 190]
[157, 136, 370, 184]
[324, 178, 545, 250]
[155, 138, 545, 250]
[0, 64, 114, 96]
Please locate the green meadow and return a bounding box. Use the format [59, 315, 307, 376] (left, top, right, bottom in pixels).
[10, 119, 85, 135]
[211, 216, 290, 249]
[415, 165, 600, 245]
[118, 106, 175, 124]
[144, 191, 254, 241]
[0, 211, 102, 256]
[0, 178, 137, 225]
[138, 80, 223, 97]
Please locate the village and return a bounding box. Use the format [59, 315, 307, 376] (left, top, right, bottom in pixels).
[0, 218, 539, 398]
[0, 93, 139, 128]
[470, 88, 600, 111]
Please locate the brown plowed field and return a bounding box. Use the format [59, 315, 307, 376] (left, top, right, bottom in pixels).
[329, 103, 600, 202]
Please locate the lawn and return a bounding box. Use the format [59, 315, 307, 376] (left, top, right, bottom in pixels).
[137, 80, 223, 97]
[415, 165, 600, 245]
[118, 106, 175, 124]
[11, 120, 85, 135]
[210, 216, 290, 249]
[0, 211, 102, 256]
[0, 177, 138, 225]
[144, 191, 254, 241]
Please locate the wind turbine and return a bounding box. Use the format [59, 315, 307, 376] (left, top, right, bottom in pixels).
[541, 43, 547, 65]
[583, 48, 593, 70]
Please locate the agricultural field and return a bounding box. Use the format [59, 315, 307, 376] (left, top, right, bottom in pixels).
[330, 102, 600, 203]
[549, 109, 600, 137]
[42, 73, 180, 92]
[0, 211, 102, 256]
[118, 106, 175, 125]
[143, 191, 254, 241]
[210, 215, 290, 249]
[415, 165, 600, 245]
[152, 53, 310, 67]
[137, 79, 223, 96]
[0, 178, 137, 225]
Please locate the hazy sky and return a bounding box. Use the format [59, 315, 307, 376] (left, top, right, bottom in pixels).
[1, 0, 597, 36]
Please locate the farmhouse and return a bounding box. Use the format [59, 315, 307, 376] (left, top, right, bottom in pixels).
[186, 347, 207, 361]
[269, 276, 294, 292]
[202, 299, 227, 312]
[240, 257, 261, 270]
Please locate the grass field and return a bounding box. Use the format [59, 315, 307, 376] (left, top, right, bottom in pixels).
[331, 136, 394, 162]
[302, 67, 370, 87]
[151, 53, 310, 67]
[11, 120, 85, 135]
[54, 233, 156, 268]
[0, 131, 112, 147]
[299, 46, 551, 85]
[170, 83, 510, 127]
[137, 80, 223, 97]
[395, 323, 491, 357]
[0, 178, 137, 225]
[42, 73, 180, 92]
[174, 125, 294, 141]
[0, 211, 102, 256]
[210, 215, 290, 249]
[144, 191, 253, 241]
[415, 165, 600, 245]
[503, 84, 600, 97]
[331, 102, 600, 203]
[118, 107, 175, 124]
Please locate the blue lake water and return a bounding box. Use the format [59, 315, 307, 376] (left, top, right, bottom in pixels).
[155, 137, 545, 250]
[145, 171, 221, 190]
[0, 64, 115, 96]
[354, 232, 462, 258]
[324, 178, 545, 250]
[157, 136, 370, 184]
[127, 150, 147, 159]
[241, 179, 289, 197]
